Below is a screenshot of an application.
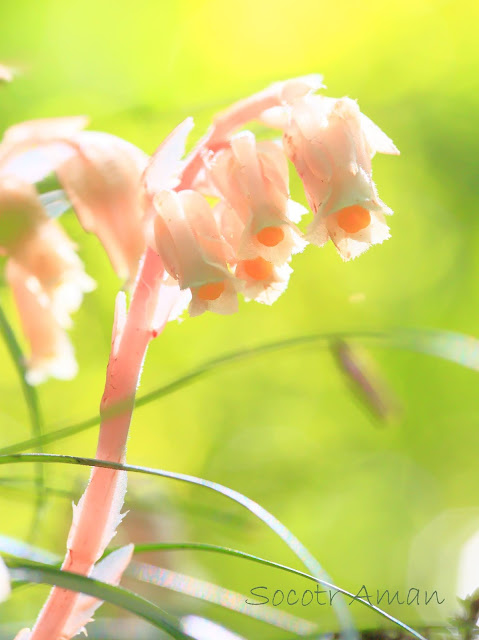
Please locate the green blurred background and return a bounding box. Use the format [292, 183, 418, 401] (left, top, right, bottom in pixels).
[1, 0, 479, 637]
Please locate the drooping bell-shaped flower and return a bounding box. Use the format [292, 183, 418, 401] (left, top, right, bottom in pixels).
[144, 77, 398, 317]
[142, 120, 237, 317]
[206, 131, 306, 266]
[55, 132, 148, 284]
[205, 131, 305, 305]
[152, 189, 238, 316]
[279, 95, 399, 260]
[0, 119, 148, 284]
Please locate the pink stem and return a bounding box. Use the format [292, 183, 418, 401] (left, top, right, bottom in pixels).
[30, 248, 164, 640]
[178, 86, 282, 190]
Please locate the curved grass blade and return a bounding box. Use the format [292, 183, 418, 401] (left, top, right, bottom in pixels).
[0, 535, 59, 565]
[0, 454, 433, 640]
[0, 303, 45, 541]
[0, 475, 250, 532]
[2, 327, 478, 458]
[3, 555, 195, 640]
[125, 543, 426, 640]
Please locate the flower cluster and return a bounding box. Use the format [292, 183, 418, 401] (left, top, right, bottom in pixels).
[0, 74, 398, 384]
[144, 75, 398, 317]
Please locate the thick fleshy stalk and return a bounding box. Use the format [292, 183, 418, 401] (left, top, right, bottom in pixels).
[29, 248, 164, 640]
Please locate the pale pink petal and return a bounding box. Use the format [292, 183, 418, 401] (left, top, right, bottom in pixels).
[56, 131, 148, 283]
[276, 73, 325, 104]
[110, 291, 127, 358]
[189, 278, 239, 317]
[259, 105, 290, 129]
[322, 209, 391, 261]
[0, 556, 10, 602]
[60, 544, 134, 640]
[1, 143, 75, 184]
[153, 189, 230, 289]
[151, 272, 191, 332]
[359, 113, 400, 156]
[13, 220, 95, 328]
[143, 118, 194, 193]
[6, 260, 78, 385]
[0, 117, 88, 169]
[239, 222, 307, 264]
[256, 140, 289, 196]
[235, 260, 292, 305]
[14, 630, 31, 640]
[213, 200, 244, 263]
[285, 198, 308, 224]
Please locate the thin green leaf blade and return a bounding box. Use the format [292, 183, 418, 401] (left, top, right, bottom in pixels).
[0, 303, 45, 542]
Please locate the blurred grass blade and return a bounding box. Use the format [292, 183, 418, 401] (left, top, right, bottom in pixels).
[0, 454, 432, 640]
[129, 561, 316, 635]
[0, 475, 250, 531]
[0, 303, 45, 541]
[0, 535, 59, 564]
[4, 555, 195, 639]
[0, 620, 158, 640]
[1, 328, 478, 458]
[0, 475, 76, 502]
[393, 328, 479, 370]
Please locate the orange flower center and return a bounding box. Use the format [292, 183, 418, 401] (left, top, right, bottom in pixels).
[256, 226, 285, 247]
[197, 281, 225, 301]
[242, 257, 274, 280]
[337, 205, 371, 233]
